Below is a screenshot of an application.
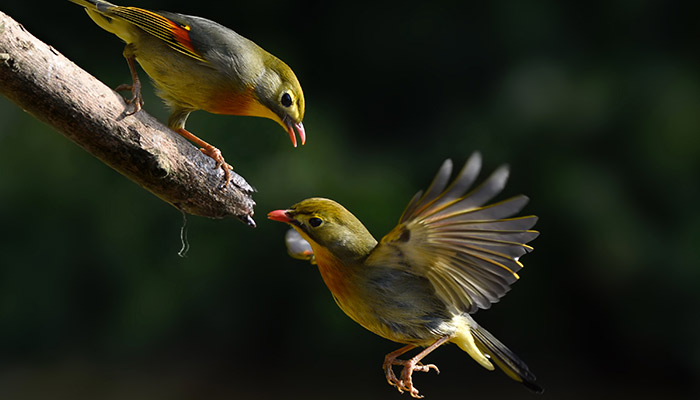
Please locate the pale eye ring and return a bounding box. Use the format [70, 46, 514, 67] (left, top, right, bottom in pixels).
[309, 217, 323, 228]
[281, 92, 293, 107]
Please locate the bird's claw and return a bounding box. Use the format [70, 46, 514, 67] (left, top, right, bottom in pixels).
[413, 362, 440, 374]
[384, 359, 439, 398]
[198, 146, 234, 189]
[385, 365, 400, 388]
[115, 82, 144, 115]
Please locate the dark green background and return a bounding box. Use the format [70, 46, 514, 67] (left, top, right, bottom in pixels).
[1, 1, 699, 398]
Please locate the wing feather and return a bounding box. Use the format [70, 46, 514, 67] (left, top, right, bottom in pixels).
[400, 159, 453, 221]
[367, 152, 538, 313]
[109, 7, 208, 62]
[399, 190, 424, 222]
[400, 154, 483, 223]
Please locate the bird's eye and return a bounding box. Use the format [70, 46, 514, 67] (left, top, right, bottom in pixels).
[308, 217, 323, 228]
[281, 92, 293, 107]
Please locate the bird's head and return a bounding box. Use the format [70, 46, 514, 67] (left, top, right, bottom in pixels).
[250, 57, 305, 147]
[268, 198, 377, 261]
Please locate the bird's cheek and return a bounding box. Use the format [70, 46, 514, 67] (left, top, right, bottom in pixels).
[287, 106, 302, 122]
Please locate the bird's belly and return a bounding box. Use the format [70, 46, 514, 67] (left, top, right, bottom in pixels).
[136, 57, 223, 110]
[132, 37, 247, 112]
[317, 259, 452, 345]
[334, 292, 452, 345]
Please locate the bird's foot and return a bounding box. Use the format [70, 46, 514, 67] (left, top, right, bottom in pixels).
[173, 128, 234, 189]
[384, 358, 439, 398]
[115, 82, 144, 115]
[199, 145, 233, 189]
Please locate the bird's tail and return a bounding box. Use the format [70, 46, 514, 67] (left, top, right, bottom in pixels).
[69, 0, 136, 42]
[469, 322, 544, 393]
[68, 0, 116, 12]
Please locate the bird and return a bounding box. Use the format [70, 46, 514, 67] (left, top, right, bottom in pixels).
[268, 153, 543, 397]
[69, 0, 306, 187]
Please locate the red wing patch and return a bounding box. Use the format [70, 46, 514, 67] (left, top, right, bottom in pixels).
[110, 7, 207, 63]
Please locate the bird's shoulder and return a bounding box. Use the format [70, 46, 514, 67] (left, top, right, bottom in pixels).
[365, 220, 434, 274]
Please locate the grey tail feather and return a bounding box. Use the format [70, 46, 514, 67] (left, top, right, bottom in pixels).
[470, 324, 544, 394]
[69, 0, 115, 11]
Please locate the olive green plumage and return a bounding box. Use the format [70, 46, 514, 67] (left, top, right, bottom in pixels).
[70, 0, 306, 186]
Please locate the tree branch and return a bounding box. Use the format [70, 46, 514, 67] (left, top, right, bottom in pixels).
[0, 11, 257, 227]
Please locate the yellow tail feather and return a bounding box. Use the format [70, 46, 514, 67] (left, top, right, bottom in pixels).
[451, 315, 543, 393]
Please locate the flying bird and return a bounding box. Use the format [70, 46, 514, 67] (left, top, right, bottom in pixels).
[268, 153, 542, 397]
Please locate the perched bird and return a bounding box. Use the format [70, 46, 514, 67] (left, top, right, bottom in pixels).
[268, 153, 542, 397]
[69, 0, 306, 187]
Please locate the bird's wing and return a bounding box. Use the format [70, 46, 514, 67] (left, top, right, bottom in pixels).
[366, 153, 538, 313]
[107, 6, 208, 62]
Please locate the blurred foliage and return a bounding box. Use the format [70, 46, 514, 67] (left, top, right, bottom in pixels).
[1, 0, 699, 399]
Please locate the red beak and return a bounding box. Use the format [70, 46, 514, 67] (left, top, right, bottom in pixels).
[286, 121, 306, 148]
[267, 209, 292, 223]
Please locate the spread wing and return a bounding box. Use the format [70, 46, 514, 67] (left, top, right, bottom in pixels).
[366, 152, 539, 313]
[107, 6, 208, 62]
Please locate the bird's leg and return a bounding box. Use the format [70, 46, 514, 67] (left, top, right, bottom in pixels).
[176, 128, 233, 188]
[383, 336, 451, 398]
[115, 44, 144, 115]
[168, 110, 234, 189]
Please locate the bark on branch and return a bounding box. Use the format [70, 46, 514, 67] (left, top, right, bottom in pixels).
[0, 11, 257, 227]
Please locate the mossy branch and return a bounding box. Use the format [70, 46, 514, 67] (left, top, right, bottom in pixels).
[0, 11, 256, 227]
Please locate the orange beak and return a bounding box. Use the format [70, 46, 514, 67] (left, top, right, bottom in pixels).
[267, 209, 293, 223]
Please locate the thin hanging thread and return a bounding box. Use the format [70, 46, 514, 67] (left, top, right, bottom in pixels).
[178, 210, 190, 258]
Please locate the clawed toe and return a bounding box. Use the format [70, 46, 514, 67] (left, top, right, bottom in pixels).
[384, 359, 439, 398]
[198, 146, 234, 189]
[413, 363, 440, 374]
[385, 366, 400, 388]
[382, 338, 452, 398]
[115, 83, 144, 115]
